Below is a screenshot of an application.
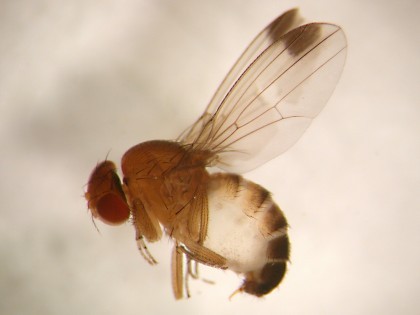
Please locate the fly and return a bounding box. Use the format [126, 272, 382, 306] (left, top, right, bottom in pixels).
[85, 8, 347, 299]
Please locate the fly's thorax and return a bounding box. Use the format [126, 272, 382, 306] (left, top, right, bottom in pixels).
[120, 140, 211, 237]
[121, 140, 187, 177]
[121, 141, 213, 178]
[203, 173, 289, 274]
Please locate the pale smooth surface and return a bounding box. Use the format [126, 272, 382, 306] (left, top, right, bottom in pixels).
[1, 1, 419, 314]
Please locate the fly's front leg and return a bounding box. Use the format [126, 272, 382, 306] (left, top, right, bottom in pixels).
[129, 198, 163, 265]
[136, 234, 157, 265]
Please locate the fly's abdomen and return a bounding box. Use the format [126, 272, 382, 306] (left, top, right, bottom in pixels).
[203, 173, 290, 296]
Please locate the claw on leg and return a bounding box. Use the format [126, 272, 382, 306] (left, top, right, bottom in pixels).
[136, 235, 157, 265]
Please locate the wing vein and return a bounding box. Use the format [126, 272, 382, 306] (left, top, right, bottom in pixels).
[209, 26, 307, 146]
[211, 26, 343, 150]
[178, 11, 347, 173]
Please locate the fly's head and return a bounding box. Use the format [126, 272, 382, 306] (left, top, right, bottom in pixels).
[85, 160, 130, 226]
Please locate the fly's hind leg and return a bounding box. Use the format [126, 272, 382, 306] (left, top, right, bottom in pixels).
[187, 259, 200, 280]
[187, 258, 215, 285]
[171, 242, 221, 299]
[180, 238, 228, 269]
[171, 244, 185, 299]
[170, 234, 228, 299]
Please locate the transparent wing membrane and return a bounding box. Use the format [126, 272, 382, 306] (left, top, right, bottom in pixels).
[178, 8, 304, 144]
[180, 21, 347, 173]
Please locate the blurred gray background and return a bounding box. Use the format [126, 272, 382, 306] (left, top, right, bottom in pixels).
[1, 0, 419, 314]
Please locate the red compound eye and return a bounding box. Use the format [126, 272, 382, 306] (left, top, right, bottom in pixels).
[96, 192, 130, 225]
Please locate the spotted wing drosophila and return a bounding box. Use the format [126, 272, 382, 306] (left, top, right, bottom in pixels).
[85, 8, 347, 299]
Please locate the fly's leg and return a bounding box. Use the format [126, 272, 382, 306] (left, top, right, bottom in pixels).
[187, 258, 215, 285]
[171, 244, 185, 299]
[136, 235, 157, 265]
[172, 243, 219, 299]
[183, 251, 201, 298]
[130, 198, 163, 265]
[187, 259, 199, 279]
[171, 244, 197, 300]
[187, 189, 209, 244]
[179, 238, 228, 269]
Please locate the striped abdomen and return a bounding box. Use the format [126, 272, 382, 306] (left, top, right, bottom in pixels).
[203, 173, 290, 296]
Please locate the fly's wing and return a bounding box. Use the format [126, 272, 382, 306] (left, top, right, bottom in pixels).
[178, 8, 304, 144]
[179, 15, 347, 174]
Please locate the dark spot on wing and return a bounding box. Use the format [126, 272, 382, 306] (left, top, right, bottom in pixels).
[283, 23, 321, 56]
[267, 8, 301, 41]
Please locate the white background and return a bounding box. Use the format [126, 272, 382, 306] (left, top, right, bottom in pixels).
[1, 0, 419, 314]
